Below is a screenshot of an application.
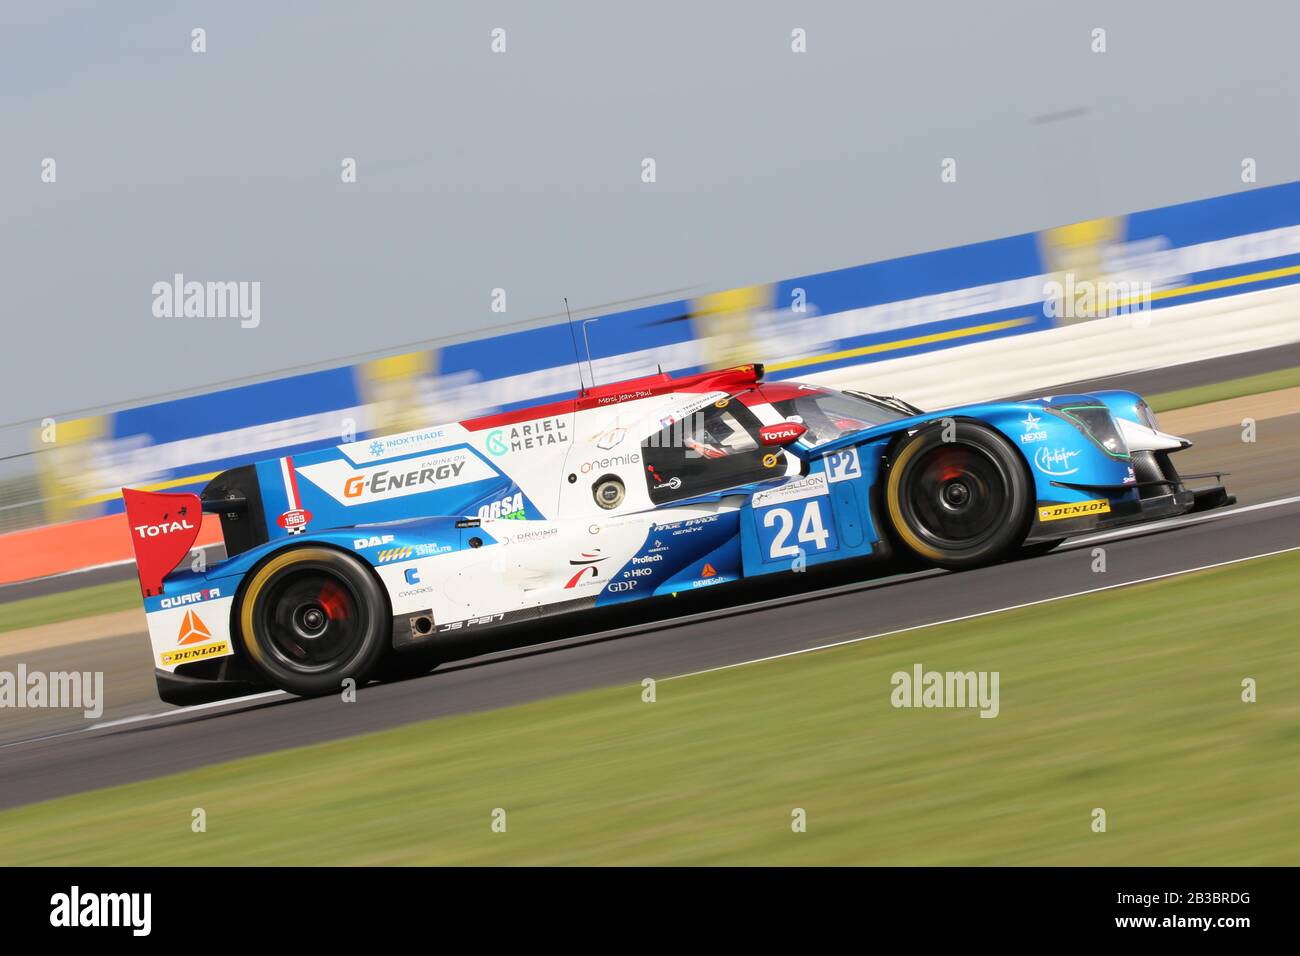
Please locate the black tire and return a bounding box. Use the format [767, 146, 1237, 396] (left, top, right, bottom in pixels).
[236, 547, 389, 697]
[885, 421, 1032, 570]
[1016, 538, 1065, 560]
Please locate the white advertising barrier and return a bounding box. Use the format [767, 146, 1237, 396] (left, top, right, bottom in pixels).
[804, 284, 1300, 409]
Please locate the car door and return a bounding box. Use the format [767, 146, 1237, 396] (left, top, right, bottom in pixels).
[640, 397, 787, 505]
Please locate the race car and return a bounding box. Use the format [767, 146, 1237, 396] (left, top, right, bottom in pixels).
[123, 363, 1234, 704]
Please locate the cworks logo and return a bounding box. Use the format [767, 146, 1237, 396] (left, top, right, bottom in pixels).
[50, 886, 151, 936]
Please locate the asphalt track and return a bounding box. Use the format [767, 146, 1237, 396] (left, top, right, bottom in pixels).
[1, 450, 1298, 810]
[0, 351, 1297, 811]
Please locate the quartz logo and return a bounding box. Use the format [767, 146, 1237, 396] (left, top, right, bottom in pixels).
[158, 587, 220, 610]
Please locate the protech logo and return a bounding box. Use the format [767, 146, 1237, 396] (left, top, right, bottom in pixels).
[49, 886, 151, 936]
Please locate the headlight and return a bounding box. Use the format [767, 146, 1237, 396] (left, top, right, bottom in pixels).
[1135, 399, 1159, 430]
[1057, 405, 1129, 457]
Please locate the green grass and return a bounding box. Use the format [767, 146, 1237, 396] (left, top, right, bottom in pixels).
[1147, 364, 1300, 412]
[2, 549, 1297, 866]
[0, 579, 140, 634]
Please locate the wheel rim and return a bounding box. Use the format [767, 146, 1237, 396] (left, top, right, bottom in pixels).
[257, 568, 365, 673]
[901, 444, 1009, 551]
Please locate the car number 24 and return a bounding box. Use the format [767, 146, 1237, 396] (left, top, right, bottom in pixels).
[758, 498, 838, 563]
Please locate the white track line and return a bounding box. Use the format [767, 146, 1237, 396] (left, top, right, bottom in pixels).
[663, 543, 1300, 682]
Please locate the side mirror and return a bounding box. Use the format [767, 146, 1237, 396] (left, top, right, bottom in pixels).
[759, 421, 807, 447]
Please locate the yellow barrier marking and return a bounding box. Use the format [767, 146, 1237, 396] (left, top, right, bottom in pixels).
[767, 317, 1034, 373]
[75, 471, 222, 508]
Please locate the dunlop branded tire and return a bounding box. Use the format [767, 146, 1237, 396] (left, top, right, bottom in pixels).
[885, 422, 1031, 570]
[237, 547, 389, 697]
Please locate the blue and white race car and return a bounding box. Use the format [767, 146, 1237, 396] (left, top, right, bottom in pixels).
[123, 363, 1233, 703]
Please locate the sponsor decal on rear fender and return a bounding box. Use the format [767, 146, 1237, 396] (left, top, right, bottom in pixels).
[296, 449, 496, 505]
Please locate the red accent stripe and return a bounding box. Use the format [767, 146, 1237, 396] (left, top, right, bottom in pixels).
[459, 366, 763, 430]
[285, 455, 302, 510]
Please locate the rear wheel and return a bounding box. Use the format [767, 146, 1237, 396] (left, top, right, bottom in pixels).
[237, 547, 389, 697]
[885, 422, 1031, 570]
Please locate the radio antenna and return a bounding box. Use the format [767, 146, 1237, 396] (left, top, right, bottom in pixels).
[581, 317, 599, 391]
[563, 297, 586, 396]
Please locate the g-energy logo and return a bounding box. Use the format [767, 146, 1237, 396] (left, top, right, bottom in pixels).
[50, 886, 151, 936]
[297, 451, 493, 505]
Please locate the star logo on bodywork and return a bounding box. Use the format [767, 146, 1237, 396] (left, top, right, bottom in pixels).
[1021, 413, 1042, 432]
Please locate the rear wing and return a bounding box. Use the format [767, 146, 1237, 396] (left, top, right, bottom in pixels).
[121, 488, 204, 597]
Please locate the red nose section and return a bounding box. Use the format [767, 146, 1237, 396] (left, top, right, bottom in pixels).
[759, 422, 807, 447]
[121, 489, 204, 597]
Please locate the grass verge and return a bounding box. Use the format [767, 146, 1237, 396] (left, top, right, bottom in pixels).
[0, 580, 140, 635]
[1147, 365, 1300, 412]
[1, 549, 1297, 865]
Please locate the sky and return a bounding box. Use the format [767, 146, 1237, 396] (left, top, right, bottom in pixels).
[3, 0, 1300, 453]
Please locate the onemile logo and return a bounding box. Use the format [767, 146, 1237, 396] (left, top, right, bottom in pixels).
[49, 886, 152, 936]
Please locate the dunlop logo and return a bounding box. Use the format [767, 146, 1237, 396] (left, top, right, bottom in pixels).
[160, 640, 231, 666]
[1038, 499, 1111, 522]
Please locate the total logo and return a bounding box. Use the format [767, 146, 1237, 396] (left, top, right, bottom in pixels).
[133, 517, 195, 538]
[1020, 413, 1048, 444]
[158, 587, 221, 610]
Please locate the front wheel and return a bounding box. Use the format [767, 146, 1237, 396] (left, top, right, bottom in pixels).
[885, 422, 1032, 570]
[237, 547, 390, 697]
